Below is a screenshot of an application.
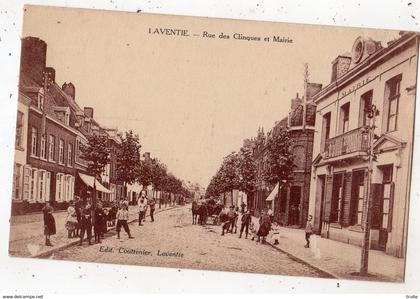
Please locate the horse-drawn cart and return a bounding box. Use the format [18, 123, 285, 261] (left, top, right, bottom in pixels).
[192, 200, 223, 225]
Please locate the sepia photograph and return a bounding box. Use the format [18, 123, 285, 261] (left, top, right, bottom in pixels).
[7, 4, 419, 284]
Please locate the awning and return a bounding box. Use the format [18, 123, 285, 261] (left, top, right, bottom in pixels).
[79, 173, 111, 193]
[265, 182, 279, 201]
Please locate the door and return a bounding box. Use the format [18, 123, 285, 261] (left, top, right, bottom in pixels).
[289, 186, 301, 226]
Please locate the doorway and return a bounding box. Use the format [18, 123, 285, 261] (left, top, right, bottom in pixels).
[289, 186, 301, 226]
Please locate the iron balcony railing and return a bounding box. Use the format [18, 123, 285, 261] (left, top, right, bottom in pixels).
[324, 127, 369, 159]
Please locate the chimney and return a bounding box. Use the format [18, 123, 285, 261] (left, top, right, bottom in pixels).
[331, 55, 351, 82]
[42, 67, 55, 90]
[84, 107, 94, 118]
[20, 37, 47, 85]
[143, 152, 151, 162]
[291, 92, 303, 110]
[62, 82, 76, 99]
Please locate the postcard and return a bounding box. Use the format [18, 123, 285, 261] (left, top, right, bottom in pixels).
[8, 4, 419, 283]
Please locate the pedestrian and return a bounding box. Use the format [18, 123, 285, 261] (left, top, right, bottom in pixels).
[250, 222, 257, 241]
[239, 210, 252, 239]
[305, 215, 314, 248]
[94, 202, 105, 243]
[271, 221, 280, 245]
[230, 206, 239, 233]
[116, 203, 134, 239]
[74, 197, 83, 237]
[148, 197, 156, 222]
[240, 201, 246, 214]
[257, 210, 271, 244]
[42, 202, 56, 246]
[65, 200, 78, 238]
[137, 190, 148, 226]
[267, 207, 274, 223]
[219, 207, 230, 236]
[79, 202, 93, 246]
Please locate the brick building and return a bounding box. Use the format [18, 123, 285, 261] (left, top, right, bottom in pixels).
[250, 83, 321, 227]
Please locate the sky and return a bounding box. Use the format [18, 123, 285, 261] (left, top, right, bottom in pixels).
[21, 5, 400, 187]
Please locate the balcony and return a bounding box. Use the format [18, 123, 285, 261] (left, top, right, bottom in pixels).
[323, 127, 369, 161]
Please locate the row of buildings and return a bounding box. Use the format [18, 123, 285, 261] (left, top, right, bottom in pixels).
[12, 36, 148, 215]
[245, 31, 418, 258]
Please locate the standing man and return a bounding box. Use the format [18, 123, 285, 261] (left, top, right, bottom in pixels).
[79, 202, 93, 246]
[116, 203, 134, 239]
[240, 201, 246, 214]
[137, 190, 148, 226]
[148, 196, 156, 222]
[239, 210, 252, 239]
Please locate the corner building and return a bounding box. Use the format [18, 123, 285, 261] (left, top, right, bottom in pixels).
[308, 32, 418, 257]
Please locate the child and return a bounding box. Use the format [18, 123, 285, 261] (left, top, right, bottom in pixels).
[79, 202, 93, 246]
[271, 221, 280, 245]
[42, 202, 56, 246]
[250, 222, 257, 241]
[94, 202, 105, 244]
[116, 204, 134, 239]
[305, 215, 313, 248]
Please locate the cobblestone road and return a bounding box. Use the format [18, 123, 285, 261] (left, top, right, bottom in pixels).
[49, 205, 329, 278]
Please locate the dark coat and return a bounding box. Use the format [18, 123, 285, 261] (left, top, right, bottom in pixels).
[43, 206, 56, 236]
[241, 213, 251, 225]
[257, 214, 271, 237]
[94, 207, 105, 228]
[81, 207, 92, 228]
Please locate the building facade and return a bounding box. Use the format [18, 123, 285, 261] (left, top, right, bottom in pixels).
[250, 83, 321, 227]
[308, 32, 418, 257]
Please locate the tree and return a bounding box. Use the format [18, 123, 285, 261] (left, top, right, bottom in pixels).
[150, 158, 167, 206]
[137, 159, 153, 191]
[116, 130, 141, 198]
[237, 145, 257, 200]
[80, 133, 111, 215]
[262, 127, 295, 186]
[217, 152, 240, 205]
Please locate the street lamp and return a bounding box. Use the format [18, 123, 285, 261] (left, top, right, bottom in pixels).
[359, 104, 379, 276]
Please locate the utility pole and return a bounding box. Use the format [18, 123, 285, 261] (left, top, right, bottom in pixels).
[303, 63, 309, 131]
[360, 104, 378, 275]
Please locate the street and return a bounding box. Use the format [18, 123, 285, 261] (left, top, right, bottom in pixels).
[48, 204, 329, 278]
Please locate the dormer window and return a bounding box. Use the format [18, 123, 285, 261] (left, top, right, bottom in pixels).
[64, 111, 70, 126]
[37, 92, 44, 110]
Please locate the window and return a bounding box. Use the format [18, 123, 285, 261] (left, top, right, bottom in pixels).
[340, 103, 350, 134]
[64, 112, 69, 126]
[12, 163, 22, 200]
[56, 173, 64, 202]
[67, 143, 73, 166]
[382, 165, 393, 229]
[15, 111, 24, 148]
[59, 139, 65, 164]
[40, 135, 46, 159]
[331, 173, 344, 223]
[30, 168, 38, 202]
[351, 170, 365, 225]
[48, 135, 55, 161]
[360, 90, 373, 127]
[321, 112, 331, 151]
[37, 92, 44, 110]
[31, 127, 38, 156]
[385, 76, 402, 132]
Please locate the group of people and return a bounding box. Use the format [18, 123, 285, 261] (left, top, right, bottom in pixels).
[216, 202, 314, 248]
[42, 189, 159, 247]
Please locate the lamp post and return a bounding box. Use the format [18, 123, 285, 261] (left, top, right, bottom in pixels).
[360, 104, 379, 275]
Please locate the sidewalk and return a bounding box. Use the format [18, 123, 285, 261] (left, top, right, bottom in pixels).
[8, 204, 178, 258]
[263, 225, 405, 282]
